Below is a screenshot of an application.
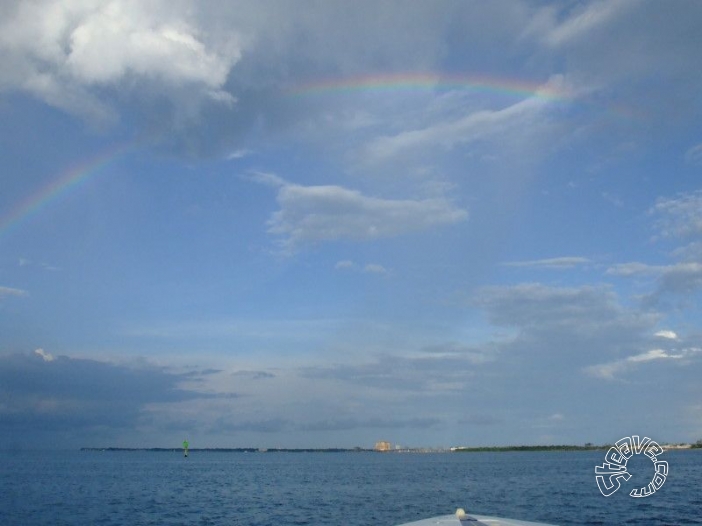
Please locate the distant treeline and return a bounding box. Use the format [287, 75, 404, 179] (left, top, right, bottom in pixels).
[453, 442, 702, 452]
[452, 444, 608, 452]
[80, 447, 370, 453]
[82, 443, 702, 453]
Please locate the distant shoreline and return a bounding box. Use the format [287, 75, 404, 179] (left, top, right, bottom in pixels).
[80, 447, 371, 453]
[80, 444, 701, 453]
[452, 445, 606, 452]
[452, 443, 700, 453]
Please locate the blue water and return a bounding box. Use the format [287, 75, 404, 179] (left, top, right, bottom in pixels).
[2, 450, 701, 525]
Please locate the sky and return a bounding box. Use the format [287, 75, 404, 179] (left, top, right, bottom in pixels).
[1, 0, 701, 450]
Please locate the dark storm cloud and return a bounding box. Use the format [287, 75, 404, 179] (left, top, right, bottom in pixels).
[0, 352, 214, 445]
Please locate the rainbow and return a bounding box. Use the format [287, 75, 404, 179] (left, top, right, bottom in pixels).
[287, 72, 575, 102]
[288, 71, 639, 120]
[0, 142, 131, 241]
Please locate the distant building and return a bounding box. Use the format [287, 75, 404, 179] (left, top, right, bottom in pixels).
[374, 441, 392, 452]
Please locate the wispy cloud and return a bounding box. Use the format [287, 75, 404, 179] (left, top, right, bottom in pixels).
[335, 260, 357, 271]
[226, 149, 252, 160]
[605, 190, 702, 303]
[685, 143, 702, 165]
[18, 259, 60, 271]
[606, 262, 665, 276]
[0, 286, 28, 298]
[361, 87, 560, 164]
[335, 260, 388, 274]
[537, 0, 636, 48]
[651, 191, 702, 241]
[502, 256, 591, 270]
[585, 347, 701, 380]
[363, 263, 388, 274]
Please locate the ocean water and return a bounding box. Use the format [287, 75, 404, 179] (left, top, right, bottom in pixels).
[2, 450, 701, 525]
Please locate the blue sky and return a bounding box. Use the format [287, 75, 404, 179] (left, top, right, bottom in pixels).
[1, 0, 701, 449]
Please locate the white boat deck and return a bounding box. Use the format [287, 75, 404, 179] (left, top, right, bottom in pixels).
[395, 510, 558, 526]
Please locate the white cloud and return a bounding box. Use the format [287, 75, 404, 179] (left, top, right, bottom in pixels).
[0, 0, 240, 123]
[585, 347, 700, 380]
[66, 9, 236, 89]
[34, 348, 55, 362]
[655, 330, 678, 340]
[258, 176, 467, 252]
[626, 349, 675, 363]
